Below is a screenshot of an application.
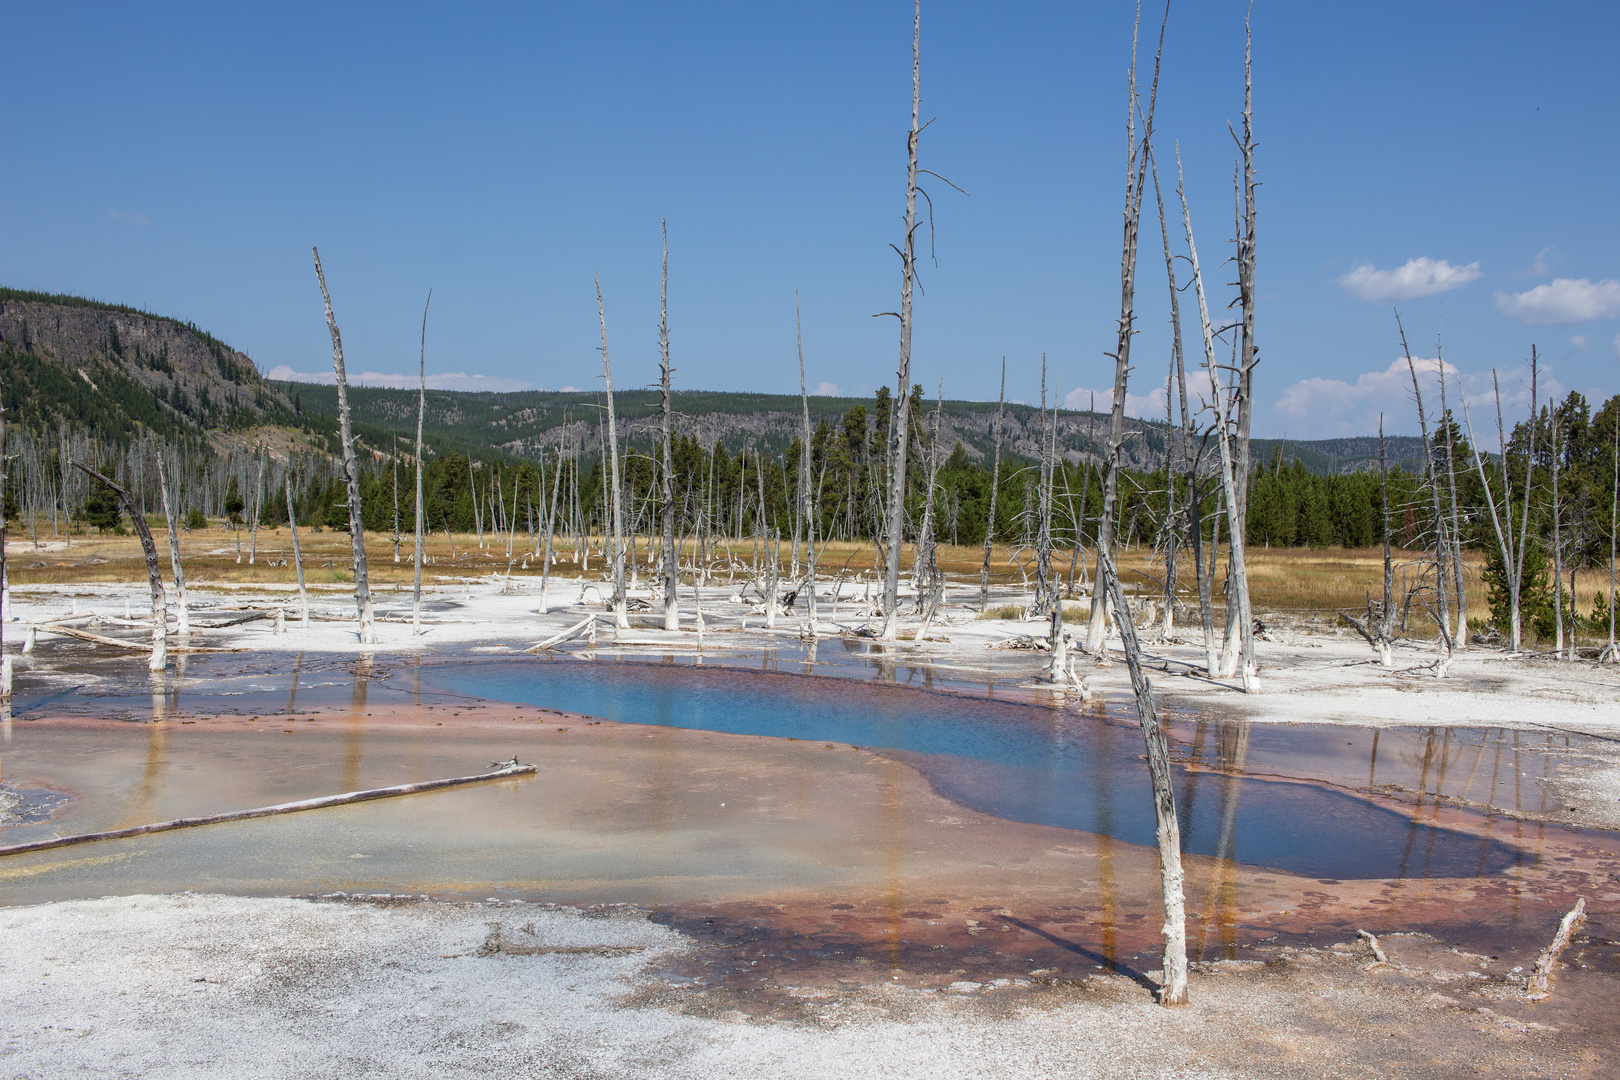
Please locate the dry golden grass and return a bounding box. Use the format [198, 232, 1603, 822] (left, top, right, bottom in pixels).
[10, 523, 1596, 641]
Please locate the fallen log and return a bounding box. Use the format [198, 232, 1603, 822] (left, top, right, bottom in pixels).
[528, 615, 595, 652]
[30, 624, 243, 654]
[1526, 897, 1586, 999]
[0, 762, 537, 858]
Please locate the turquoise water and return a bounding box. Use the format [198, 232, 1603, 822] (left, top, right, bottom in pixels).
[431, 659, 1524, 880]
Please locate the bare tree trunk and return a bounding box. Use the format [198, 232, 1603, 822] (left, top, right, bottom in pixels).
[1096, 540, 1188, 1006]
[595, 276, 630, 630]
[1437, 347, 1467, 645]
[286, 472, 308, 625]
[311, 247, 376, 645]
[1379, 419, 1395, 663]
[1513, 353, 1539, 652]
[980, 359, 1006, 612]
[1462, 369, 1527, 652]
[659, 223, 680, 631]
[155, 452, 189, 635]
[1178, 148, 1255, 691]
[1609, 417, 1618, 655]
[797, 292, 819, 630]
[1399, 314, 1453, 663]
[73, 462, 165, 672]
[1552, 405, 1565, 659]
[414, 291, 430, 635]
[881, 0, 923, 643]
[915, 383, 944, 612]
[540, 448, 565, 615]
[249, 446, 264, 565]
[1086, 4, 1164, 653]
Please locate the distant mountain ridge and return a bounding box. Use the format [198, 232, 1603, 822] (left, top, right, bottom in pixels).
[0, 288, 1430, 474]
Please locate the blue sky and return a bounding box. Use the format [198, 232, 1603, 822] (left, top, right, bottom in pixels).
[3, 1, 1617, 439]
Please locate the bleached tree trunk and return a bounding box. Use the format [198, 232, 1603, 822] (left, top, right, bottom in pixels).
[1609, 417, 1618, 656]
[914, 383, 944, 612]
[1378, 419, 1395, 664]
[311, 247, 376, 645]
[659, 223, 680, 631]
[1178, 148, 1256, 691]
[980, 359, 1006, 612]
[796, 292, 819, 630]
[249, 446, 264, 565]
[1086, 5, 1164, 654]
[73, 462, 165, 672]
[1437, 357, 1467, 645]
[413, 290, 430, 635]
[1399, 315, 1453, 662]
[154, 452, 189, 635]
[881, 0, 923, 643]
[1096, 540, 1188, 1007]
[540, 449, 564, 615]
[595, 276, 630, 630]
[281, 471, 308, 625]
[1462, 368, 1529, 652]
[1552, 405, 1565, 659]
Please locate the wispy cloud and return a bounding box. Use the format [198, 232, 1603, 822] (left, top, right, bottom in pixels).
[812, 381, 842, 397]
[1338, 257, 1481, 302]
[109, 210, 151, 227]
[1515, 244, 1561, 277]
[265, 365, 535, 392]
[1569, 335, 1590, 355]
[1493, 278, 1620, 325]
[1272, 357, 1560, 441]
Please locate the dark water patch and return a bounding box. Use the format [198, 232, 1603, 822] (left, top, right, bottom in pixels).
[429, 659, 1523, 880]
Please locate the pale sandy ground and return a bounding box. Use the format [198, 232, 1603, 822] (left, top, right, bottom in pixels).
[1, 893, 1604, 1080]
[3, 573, 1617, 1078]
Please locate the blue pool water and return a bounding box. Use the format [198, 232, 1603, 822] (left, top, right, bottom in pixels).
[430, 658, 1524, 881]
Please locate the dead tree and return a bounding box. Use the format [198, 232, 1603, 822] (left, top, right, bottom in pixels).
[1096, 540, 1188, 1006]
[595, 276, 630, 630]
[1550, 401, 1566, 658]
[1399, 314, 1453, 665]
[1149, 144, 1213, 659]
[1217, 11, 1260, 678]
[72, 462, 165, 672]
[1461, 359, 1536, 652]
[796, 292, 819, 630]
[1436, 340, 1467, 644]
[657, 223, 680, 631]
[1607, 417, 1618, 660]
[413, 290, 430, 634]
[880, 0, 923, 643]
[1086, 2, 1165, 654]
[1178, 147, 1255, 690]
[979, 358, 1006, 612]
[311, 247, 376, 645]
[154, 451, 190, 635]
[249, 445, 265, 565]
[286, 471, 309, 624]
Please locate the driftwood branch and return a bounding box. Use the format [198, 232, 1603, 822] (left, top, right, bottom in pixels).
[0, 763, 537, 859]
[1526, 897, 1586, 999]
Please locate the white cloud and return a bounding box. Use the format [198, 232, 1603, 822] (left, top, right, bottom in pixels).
[1570, 335, 1589, 354]
[1063, 370, 1213, 421]
[558, 385, 581, 393]
[1272, 356, 1563, 441]
[265, 365, 535, 392]
[1338, 257, 1481, 302]
[1493, 277, 1620, 325]
[1613, 334, 1620, 360]
[109, 210, 151, 227]
[812, 381, 842, 397]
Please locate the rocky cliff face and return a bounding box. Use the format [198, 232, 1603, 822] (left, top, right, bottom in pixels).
[0, 290, 291, 437]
